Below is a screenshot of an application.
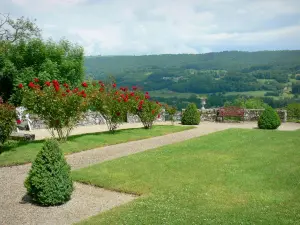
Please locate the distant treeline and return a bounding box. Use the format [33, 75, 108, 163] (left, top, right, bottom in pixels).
[85, 51, 300, 95]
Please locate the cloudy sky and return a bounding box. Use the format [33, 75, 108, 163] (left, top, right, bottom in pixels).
[1, 0, 300, 55]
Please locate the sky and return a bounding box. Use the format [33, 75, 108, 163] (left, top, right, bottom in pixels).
[1, 0, 300, 55]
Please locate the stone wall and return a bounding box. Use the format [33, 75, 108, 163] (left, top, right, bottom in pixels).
[29, 110, 166, 129]
[180, 108, 287, 122]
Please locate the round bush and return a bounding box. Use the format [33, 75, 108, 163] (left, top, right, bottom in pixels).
[258, 107, 281, 130]
[24, 139, 73, 206]
[181, 103, 200, 125]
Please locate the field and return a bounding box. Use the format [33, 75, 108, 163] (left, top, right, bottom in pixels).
[73, 128, 300, 224]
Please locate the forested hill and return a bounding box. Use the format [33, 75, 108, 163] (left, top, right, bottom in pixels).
[85, 50, 300, 95]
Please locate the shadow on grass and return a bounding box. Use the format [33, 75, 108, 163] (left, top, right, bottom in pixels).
[0, 139, 43, 154]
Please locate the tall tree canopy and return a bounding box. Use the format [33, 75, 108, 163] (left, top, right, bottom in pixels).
[0, 14, 84, 104]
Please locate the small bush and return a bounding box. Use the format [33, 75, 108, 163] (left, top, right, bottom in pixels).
[258, 107, 281, 130]
[0, 102, 16, 147]
[181, 103, 200, 125]
[286, 103, 300, 121]
[24, 139, 73, 206]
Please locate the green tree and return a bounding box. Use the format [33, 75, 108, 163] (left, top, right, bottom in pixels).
[1, 38, 84, 104]
[0, 13, 41, 43]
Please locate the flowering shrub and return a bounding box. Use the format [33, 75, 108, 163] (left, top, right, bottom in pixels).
[128, 90, 162, 129]
[0, 102, 17, 147]
[88, 81, 129, 132]
[165, 104, 177, 125]
[20, 79, 88, 141]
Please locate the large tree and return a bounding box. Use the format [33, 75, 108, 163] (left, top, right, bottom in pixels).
[0, 14, 84, 104]
[0, 13, 41, 43]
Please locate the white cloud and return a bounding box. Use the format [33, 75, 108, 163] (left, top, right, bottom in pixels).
[2, 0, 300, 55]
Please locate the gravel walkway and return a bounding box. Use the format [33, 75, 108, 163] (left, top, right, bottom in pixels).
[1, 122, 299, 225]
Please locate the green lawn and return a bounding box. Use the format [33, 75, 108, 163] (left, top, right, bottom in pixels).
[73, 129, 300, 225]
[0, 125, 194, 166]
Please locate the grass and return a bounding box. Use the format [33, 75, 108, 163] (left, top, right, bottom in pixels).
[224, 90, 267, 97]
[0, 125, 194, 166]
[72, 129, 300, 225]
[149, 90, 199, 98]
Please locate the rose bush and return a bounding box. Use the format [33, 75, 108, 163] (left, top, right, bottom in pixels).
[20, 79, 88, 141]
[128, 89, 162, 129]
[88, 81, 129, 132]
[0, 101, 17, 147]
[165, 104, 177, 125]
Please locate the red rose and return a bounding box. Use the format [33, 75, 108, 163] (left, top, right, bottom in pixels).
[16, 119, 21, 124]
[45, 81, 51, 87]
[116, 112, 121, 116]
[145, 94, 150, 99]
[18, 84, 23, 89]
[130, 92, 135, 96]
[99, 88, 104, 92]
[112, 83, 116, 88]
[34, 78, 39, 83]
[28, 82, 35, 89]
[54, 86, 60, 92]
[63, 83, 69, 88]
[157, 114, 161, 118]
[132, 86, 137, 91]
[73, 88, 79, 93]
[62, 93, 66, 97]
[82, 82, 88, 87]
[66, 89, 71, 93]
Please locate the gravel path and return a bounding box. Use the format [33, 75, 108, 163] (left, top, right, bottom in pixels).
[1, 122, 299, 225]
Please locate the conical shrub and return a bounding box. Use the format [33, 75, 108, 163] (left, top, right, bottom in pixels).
[258, 106, 281, 130]
[181, 103, 201, 125]
[24, 139, 73, 206]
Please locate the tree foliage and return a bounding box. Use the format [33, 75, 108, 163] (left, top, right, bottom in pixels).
[85, 51, 300, 96]
[0, 13, 41, 43]
[0, 15, 84, 104]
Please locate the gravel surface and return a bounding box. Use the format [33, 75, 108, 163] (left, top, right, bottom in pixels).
[1, 122, 299, 225]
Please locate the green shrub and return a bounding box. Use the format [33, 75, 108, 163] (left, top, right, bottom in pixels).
[181, 103, 200, 125]
[0, 102, 16, 147]
[24, 139, 73, 206]
[286, 103, 300, 121]
[258, 107, 281, 130]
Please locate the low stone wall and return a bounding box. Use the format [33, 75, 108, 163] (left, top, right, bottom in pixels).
[244, 109, 287, 122]
[29, 110, 166, 129]
[180, 108, 287, 122]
